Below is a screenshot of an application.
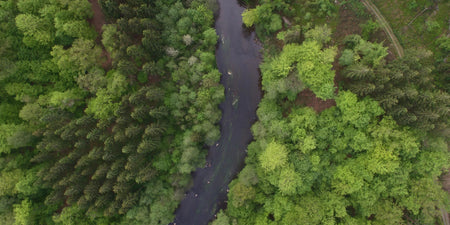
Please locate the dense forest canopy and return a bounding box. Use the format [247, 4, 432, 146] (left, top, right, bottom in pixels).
[218, 0, 449, 224]
[0, 0, 223, 224]
[0, 0, 448, 224]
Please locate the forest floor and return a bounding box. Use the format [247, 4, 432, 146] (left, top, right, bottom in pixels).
[295, 89, 336, 113]
[88, 0, 112, 70]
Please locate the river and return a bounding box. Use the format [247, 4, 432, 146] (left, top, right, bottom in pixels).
[172, 0, 262, 224]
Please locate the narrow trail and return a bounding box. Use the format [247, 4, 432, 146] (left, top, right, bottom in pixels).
[88, 0, 112, 70]
[360, 0, 404, 57]
[442, 208, 450, 225]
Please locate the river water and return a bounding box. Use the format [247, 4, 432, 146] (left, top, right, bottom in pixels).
[172, 0, 262, 224]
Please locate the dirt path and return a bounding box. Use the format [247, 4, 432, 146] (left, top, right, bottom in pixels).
[88, 0, 112, 70]
[361, 0, 404, 57]
[88, 0, 106, 35]
[442, 208, 450, 225]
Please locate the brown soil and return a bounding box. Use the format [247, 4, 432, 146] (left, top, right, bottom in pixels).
[333, 5, 365, 44]
[147, 75, 161, 85]
[442, 171, 450, 194]
[295, 89, 336, 113]
[87, 0, 112, 70]
[88, 0, 106, 36]
[332, 3, 397, 62]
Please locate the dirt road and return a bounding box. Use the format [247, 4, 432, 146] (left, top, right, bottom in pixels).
[361, 0, 404, 57]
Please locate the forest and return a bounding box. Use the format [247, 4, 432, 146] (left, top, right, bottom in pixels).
[217, 0, 449, 224]
[0, 0, 448, 224]
[0, 0, 223, 224]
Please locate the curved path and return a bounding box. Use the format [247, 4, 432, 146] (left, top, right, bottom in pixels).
[172, 0, 262, 224]
[361, 0, 404, 57]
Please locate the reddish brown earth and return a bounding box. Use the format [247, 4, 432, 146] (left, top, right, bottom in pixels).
[88, 0, 105, 35]
[87, 0, 112, 70]
[333, 5, 364, 43]
[296, 89, 337, 113]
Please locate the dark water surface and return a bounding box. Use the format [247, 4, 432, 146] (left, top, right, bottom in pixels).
[172, 0, 261, 224]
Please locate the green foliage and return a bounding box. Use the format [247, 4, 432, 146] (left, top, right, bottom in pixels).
[360, 19, 380, 40]
[296, 42, 336, 99]
[229, 180, 256, 208]
[259, 141, 288, 172]
[13, 199, 33, 225]
[222, 83, 449, 224]
[0, 169, 23, 196]
[211, 210, 230, 225]
[436, 36, 450, 55]
[407, 0, 418, 10]
[262, 41, 336, 100]
[341, 35, 388, 67]
[425, 20, 441, 33]
[339, 49, 355, 66]
[242, 9, 257, 27]
[278, 166, 301, 195]
[53, 205, 97, 225]
[49, 89, 84, 111]
[1, 0, 224, 224]
[342, 45, 449, 133]
[335, 91, 384, 128]
[241, 3, 283, 36]
[309, 0, 337, 17]
[353, 39, 388, 66]
[61, 20, 97, 39]
[276, 25, 302, 44]
[0, 124, 31, 154]
[85, 71, 128, 120]
[304, 24, 332, 46]
[202, 28, 218, 50]
[15, 14, 54, 46]
[51, 39, 103, 79]
[101, 24, 118, 54]
[15, 167, 40, 197]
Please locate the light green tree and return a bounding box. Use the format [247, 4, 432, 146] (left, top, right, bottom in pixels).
[13, 199, 33, 225]
[304, 25, 332, 46]
[15, 14, 54, 46]
[259, 141, 288, 172]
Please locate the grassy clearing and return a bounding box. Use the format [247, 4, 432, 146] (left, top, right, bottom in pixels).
[372, 0, 449, 52]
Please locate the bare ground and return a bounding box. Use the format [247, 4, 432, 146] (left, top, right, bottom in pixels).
[87, 0, 112, 70]
[295, 89, 336, 113]
[332, 5, 364, 43]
